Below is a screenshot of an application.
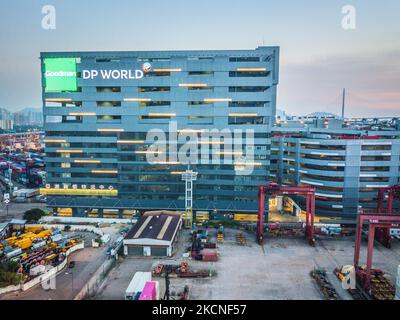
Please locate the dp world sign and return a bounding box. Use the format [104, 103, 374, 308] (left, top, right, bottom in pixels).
[44, 58, 78, 92]
[82, 62, 151, 80]
[82, 68, 144, 80]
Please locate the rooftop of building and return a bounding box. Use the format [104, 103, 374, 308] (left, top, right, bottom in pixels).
[273, 115, 400, 138]
[40, 46, 279, 58]
[125, 211, 181, 242]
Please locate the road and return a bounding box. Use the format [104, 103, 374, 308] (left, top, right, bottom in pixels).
[0, 246, 109, 300]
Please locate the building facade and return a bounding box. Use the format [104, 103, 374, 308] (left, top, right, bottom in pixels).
[40, 47, 279, 218]
[270, 125, 400, 218]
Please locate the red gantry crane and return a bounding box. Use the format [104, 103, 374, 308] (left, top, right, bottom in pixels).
[353, 207, 400, 292]
[353, 185, 400, 292]
[375, 185, 400, 248]
[257, 183, 316, 246]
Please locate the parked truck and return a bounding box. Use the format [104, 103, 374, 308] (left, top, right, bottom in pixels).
[125, 272, 152, 300]
[13, 188, 38, 198]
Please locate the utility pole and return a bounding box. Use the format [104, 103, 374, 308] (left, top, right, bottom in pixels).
[341, 88, 346, 119]
[181, 166, 198, 228]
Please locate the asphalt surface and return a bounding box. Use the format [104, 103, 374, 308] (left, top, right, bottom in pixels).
[0, 246, 108, 300]
[0, 202, 47, 222]
[0, 173, 47, 222]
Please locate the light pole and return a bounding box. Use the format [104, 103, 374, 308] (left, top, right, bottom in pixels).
[181, 166, 197, 228]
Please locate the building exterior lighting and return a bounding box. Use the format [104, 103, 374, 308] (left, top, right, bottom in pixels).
[56, 149, 83, 153]
[123, 98, 152, 102]
[116, 140, 145, 144]
[148, 113, 176, 117]
[179, 84, 208, 87]
[236, 68, 266, 72]
[45, 98, 72, 102]
[74, 160, 101, 164]
[135, 150, 163, 154]
[44, 139, 67, 143]
[91, 170, 118, 174]
[203, 98, 232, 102]
[229, 113, 258, 117]
[97, 128, 124, 132]
[215, 151, 243, 155]
[153, 68, 182, 72]
[234, 162, 262, 166]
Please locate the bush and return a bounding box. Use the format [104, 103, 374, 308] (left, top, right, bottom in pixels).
[23, 208, 46, 222]
[0, 261, 22, 288]
[0, 261, 19, 273]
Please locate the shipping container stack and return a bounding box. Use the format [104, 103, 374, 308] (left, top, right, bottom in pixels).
[191, 229, 218, 262]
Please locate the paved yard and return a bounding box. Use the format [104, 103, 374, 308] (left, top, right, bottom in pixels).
[95, 228, 400, 300]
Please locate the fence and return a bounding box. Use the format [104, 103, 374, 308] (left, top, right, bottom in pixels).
[40, 216, 136, 225]
[74, 256, 116, 300]
[28, 223, 105, 236]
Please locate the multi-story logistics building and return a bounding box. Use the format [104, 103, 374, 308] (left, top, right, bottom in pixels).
[40, 47, 279, 218]
[270, 120, 400, 218]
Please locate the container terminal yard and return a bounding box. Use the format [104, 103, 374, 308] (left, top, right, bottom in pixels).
[0, 50, 398, 301]
[0, 120, 399, 300]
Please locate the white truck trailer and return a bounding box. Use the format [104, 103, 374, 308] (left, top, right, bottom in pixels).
[125, 272, 152, 300]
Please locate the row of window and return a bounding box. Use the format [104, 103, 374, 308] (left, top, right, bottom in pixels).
[116, 164, 267, 172]
[46, 100, 271, 108]
[301, 173, 391, 182]
[46, 142, 270, 151]
[45, 131, 271, 138]
[47, 151, 268, 162]
[73, 71, 270, 78]
[96, 86, 271, 93]
[45, 115, 269, 124]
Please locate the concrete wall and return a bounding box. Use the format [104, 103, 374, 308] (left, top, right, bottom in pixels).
[74, 255, 115, 300]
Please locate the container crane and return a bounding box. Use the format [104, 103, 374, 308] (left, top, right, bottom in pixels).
[257, 182, 316, 246]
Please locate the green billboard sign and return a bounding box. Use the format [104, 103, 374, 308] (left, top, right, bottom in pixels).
[44, 58, 77, 92]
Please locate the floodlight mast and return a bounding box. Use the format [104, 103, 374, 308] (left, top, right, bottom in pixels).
[181, 165, 198, 228]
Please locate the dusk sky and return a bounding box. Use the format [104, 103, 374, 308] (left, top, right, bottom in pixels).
[0, 0, 399, 117]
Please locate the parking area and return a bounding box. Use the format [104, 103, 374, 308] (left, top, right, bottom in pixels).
[0, 225, 123, 300]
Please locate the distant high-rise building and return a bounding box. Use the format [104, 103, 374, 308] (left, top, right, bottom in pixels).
[0, 119, 13, 130]
[13, 108, 43, 126]
[0, 107, 13, 121]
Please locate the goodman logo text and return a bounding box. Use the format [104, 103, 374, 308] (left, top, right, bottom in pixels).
[45, 71, 76, 77]
[82, 69, 144, 80]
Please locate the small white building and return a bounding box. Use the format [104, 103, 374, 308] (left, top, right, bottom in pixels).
[123, 211, 182, 257]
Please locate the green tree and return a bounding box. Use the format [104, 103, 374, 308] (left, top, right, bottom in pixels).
[23, 208, 46, 222]
[0, 261, 22, 288]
